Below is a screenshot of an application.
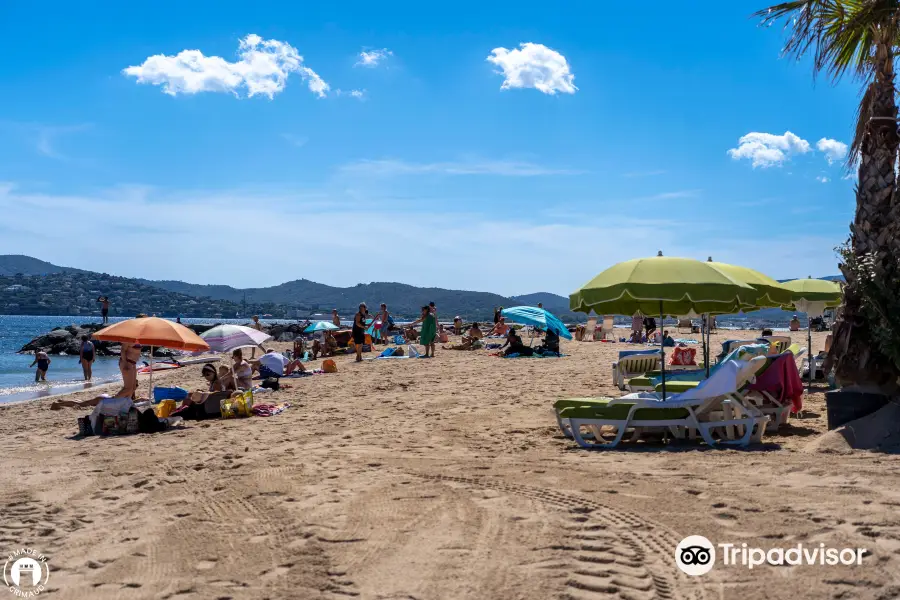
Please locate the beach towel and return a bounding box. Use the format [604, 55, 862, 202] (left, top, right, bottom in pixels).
[252, 403, 291, 417]
[747, 353, 804, 413]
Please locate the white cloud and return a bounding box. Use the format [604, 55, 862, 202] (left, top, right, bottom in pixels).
[486, 43, 577, 95]
[816, 138, 849, 164]
[122, 34, 329, 99]
[355, 49, 392, 68]
[727, 131, 811, 168]
[341, 158, 583, 176]
[334, 89, 366, 99]
[817, 175, 830, 183]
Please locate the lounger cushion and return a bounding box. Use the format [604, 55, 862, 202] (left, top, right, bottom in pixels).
[556, 398, 690, 421]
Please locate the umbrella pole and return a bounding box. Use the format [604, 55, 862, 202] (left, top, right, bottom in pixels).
[149, 346, 154, 401]
[706, 315, 711, 378]
[808, 317, 813, 396]
[659, 302, 666, 401]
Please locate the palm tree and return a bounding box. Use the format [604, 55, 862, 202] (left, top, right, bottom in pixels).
[756, 0, 900, 388]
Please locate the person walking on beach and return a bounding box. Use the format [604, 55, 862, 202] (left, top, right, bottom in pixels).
[79, 334, 95, 380]
[643, 316, 657, 339]
[30, 350, 51, 382]
[410, 305, 437, 358]
[352, 303, 368, 362]
[332, 309, 341, 328]
[97, 296, 110, 324]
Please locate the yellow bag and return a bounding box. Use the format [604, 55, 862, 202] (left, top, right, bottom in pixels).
[155, 399, 176, 418]
[220, 390, 254, 419]
[323, 359, 337, 373]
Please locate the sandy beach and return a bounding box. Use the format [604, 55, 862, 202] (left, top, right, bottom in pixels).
[2, 329, 898, 600]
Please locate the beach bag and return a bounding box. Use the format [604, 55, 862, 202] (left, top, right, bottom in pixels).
[261, 377, 280, 391]
[220, 390, 254, 419]
[155, 399, 177, 418]
[323, 359, 337, 373]
[671, 346, 697, 366]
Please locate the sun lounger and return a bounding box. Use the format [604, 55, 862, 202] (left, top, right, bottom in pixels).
[717, 339, 764, 363]
[739, 344, 806, 430]
[760, 336, 792, 355]
[612, 350, 662, 390]
[626, 344, 768, 392]
[676, 318, 694, 333]
[556, 357, 769, 448]
[578, 317, 597, 342]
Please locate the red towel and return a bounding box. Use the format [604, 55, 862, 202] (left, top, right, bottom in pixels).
[747, 353, 803, 413]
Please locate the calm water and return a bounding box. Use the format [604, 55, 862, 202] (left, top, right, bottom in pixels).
[0, 315, 302, 404]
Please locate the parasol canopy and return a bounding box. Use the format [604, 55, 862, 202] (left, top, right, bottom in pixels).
[200, 324, 272, 353]
[94, 317, 209, 352]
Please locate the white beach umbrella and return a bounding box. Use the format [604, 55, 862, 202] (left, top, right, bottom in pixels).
[200, 324, 273, 353]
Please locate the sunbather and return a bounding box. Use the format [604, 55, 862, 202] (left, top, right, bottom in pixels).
[453, 316, 463, 335]
[537, 329, 560, 355]
[443, 337, 480, 350]
[466, 323, 484, 341]
[231, 349, 253, 389]
[488, 318, 509, 337]
[252, 348, 305, 378]
[790, 315, 801, 331]
[501, 330, 533, 357]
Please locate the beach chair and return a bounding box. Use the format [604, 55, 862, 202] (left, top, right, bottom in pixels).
[740, 344, 806, 430]
[760, 336, 792, 355]
[676, 318, 693, 333]
[556, 357, 769, 449]
[612, 350, 662, 390]
[579, 318, 597, 342]
[597, 315, 615, 341]
[626, 343, 768, 392]
[717, 339, 763, 363]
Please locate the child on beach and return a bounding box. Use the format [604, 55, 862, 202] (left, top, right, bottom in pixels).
[410, 305, 437, 358]
[30, 351, 51, 382]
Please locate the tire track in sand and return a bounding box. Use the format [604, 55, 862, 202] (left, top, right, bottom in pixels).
[415, 474, 709, 600]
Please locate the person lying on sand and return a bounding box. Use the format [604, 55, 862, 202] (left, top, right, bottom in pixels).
[501, 330, 533, 357]
[50, 395, 108, 410]
[488, 318, 509, 337]
[442, 337, 481, 351]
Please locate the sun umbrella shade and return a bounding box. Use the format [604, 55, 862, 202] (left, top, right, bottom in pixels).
[569, 256, 757, 316]
[94, 317, 210, 352]
[705, 261, 793, 309]
[200, 324, 273, 353]
[304, 321, 340, 333]
[781, 278, 843, 304]
[501, 306, 573, 339]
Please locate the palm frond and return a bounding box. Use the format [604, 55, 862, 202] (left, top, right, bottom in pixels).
[849, 81, 875, 168]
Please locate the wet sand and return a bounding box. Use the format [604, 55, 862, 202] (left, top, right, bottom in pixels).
[1, 329, 898, 600]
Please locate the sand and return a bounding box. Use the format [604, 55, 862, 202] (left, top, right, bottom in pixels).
[2, 329, 899, 600]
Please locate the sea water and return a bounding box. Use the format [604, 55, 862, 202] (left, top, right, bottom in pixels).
[0, 315, 295, 404]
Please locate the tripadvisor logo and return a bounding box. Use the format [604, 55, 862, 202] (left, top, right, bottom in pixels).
[3, 548, 50, 597]
[675, 536, 868, 575]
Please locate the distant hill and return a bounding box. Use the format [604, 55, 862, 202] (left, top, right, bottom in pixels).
[0, 255, 84, 276]
[510, 292, 569, 311]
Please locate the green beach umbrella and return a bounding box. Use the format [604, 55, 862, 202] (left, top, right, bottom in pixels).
[782, 277, 843, 305]
[781, 277, 843, 395]
[569, 254, 757, 398]
[705, 259, 793, 309]
[569, 254, 757, 317]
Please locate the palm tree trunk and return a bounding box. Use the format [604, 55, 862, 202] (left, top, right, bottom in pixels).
[831, 40, 900, 390]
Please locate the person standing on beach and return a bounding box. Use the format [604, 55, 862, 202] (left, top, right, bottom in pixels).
[30, 350, 51, 382]
[116, 342, 142, 399]
[352, 303, 368, 362]
[98, 296, 110, 324]
[429, 302, 437, 322]
[250, 315, 262, 358]
[410, 305, 437, 358]
[494, 307, 503, 325]
[376, 303, 391, 344]
[332, 309, 341, 328]
[79, 334, 95, 380]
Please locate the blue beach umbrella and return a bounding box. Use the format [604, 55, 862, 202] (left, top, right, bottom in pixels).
[304, 321, 339, 333]
[501, 306, 573, 340]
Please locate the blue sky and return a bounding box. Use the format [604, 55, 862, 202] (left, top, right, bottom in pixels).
[0, 1, 858, 296]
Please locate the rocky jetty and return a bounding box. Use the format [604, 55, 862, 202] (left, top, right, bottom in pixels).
[17, 321, 320, 355]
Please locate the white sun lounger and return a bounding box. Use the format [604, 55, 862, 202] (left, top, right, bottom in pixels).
[558, 357, 769, 449]
[612, 351, 662, 390]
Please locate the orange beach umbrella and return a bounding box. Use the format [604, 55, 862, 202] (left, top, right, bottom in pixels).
[93, 317, 209, 351]
[94, 317, 209, 398]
